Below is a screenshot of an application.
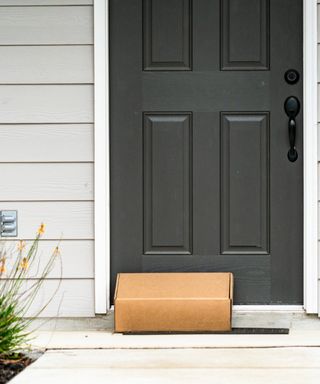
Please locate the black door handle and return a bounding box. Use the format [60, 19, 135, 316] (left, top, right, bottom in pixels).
[284, 96, 300, 162]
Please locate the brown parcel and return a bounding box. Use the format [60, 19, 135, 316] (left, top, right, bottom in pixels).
[114, 272, 233, 333]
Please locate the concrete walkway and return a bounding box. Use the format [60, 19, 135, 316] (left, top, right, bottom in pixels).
[9, 311, 320, 383]
[10, 347, 320, 383]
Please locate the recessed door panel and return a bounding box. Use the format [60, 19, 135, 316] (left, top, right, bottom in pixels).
[221, 113, 269, 254]
[143, 0, 192, 70]
[143, 113, 192, 254]
[221, 0, 270, 70]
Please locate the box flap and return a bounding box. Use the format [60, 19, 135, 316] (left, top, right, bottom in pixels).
[114, 273, 121, 302]
[115, 272, 233, 300]
[229, 273, 234, 302]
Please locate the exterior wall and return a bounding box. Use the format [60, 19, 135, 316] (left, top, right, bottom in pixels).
[0, 1, 316, 317]
[318, 1, 320, 314]
[0, 1, 95, 316]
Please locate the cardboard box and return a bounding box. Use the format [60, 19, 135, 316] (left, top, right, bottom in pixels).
[114, 272, 233, 333]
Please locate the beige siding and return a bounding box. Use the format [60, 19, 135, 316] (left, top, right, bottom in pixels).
[0, 6, 93, 45]
[5, 240, 94, 279]
[0, 85, 93, 123]
[0, 46, 93, 84]
[318, 1, 320, 314]
[0, 1, 93, 4]
[1, 201, 93, 240]
[0, 125, 93, 162]
[0, 164, 93, 200]
[24, 280, 95, 317]
[0, 1, 94, 316]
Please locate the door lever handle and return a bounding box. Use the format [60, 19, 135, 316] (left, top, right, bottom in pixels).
[284, 96, 300, 162]
[287, 117, 297, 162]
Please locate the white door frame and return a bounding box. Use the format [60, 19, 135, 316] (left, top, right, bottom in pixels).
[93, 0, 319, 314]
[303, 0, 318, 313]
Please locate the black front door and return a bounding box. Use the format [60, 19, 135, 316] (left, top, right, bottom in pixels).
[110, 0, 303, 304]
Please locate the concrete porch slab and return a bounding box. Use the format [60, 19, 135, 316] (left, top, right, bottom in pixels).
[10, 368, 320, 384]
[29, 329, 320, 349]
[28, 311, 320, 350]
[10, 348, 320, 384]
[11, 312, 320, 383]
[29, 310, 320, 332]
[15, 347, 320, 368]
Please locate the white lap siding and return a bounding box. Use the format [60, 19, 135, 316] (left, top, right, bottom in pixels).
[0, 1, 94, 316]
[318, 1, 320, 315]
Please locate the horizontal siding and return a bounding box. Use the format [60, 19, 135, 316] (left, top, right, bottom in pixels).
[318, 44, 320, 81]
[0, 3, 95, 316]
[318, 6, 320, 44]
[0, 46, 93, 84]
[24, 279, 95, 317]
[318, 202, 320, 239]
[0, 6, 93, 45]
[318, 124, 320, 161]
[0, 163, 93, 200]
[0, 1, 93, 5]
[0, 124, 93, 162]
[0, 85, 93, 123]
[0, 202, 93, 240]
[317, 162, 320, 188]
[318, 0, 320, 316]
[317, 85, 320, 122]
[5, 240, 94, 279]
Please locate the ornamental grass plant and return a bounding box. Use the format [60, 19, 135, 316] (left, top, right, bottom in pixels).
[0, 224, 61, 358]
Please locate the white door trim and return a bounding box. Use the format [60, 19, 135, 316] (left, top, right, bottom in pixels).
[303, 0, 318, 313]
[94, 0, 109, 313]
[93, 0, 318, 313]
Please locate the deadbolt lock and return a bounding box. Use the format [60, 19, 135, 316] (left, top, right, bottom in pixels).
[284, 69, 300, 85]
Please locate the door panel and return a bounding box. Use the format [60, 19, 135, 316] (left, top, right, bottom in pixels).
[110, 0, 303, 304]
[220, 112, 269, 255]
[143, 112, 193, 254]
[143, 0, 192, 70]
[221, 0, 270, 70]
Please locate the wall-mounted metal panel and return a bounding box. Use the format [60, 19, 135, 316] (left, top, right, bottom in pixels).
[221, 0, 270, 70]
[143, 0, 192, 71]
[221, 112, 270, 254]
[143, 113, 193, 254]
